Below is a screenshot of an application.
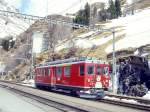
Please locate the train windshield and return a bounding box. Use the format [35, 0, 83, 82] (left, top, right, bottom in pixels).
[96, 66, 109, 75]
[96, 66, 102, 75]
[103, 67, 109, 75]
[87, 65, 94, 75]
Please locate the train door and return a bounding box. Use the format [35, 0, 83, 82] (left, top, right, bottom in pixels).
[101, 65, 110, 88]
[95, 64, 103, 89]
[55, 66, 62, 84]
[86, 63, 96, 88]
[51, 67, 56, 87]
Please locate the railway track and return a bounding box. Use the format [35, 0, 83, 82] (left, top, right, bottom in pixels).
[105, 92, 150, 104]
[101, 98, 150, 111]
[0, 80, 150, 112]
[0, 83, 92, 112]
[6, 88, 89, 112]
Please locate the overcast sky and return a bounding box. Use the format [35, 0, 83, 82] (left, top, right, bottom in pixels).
[5, 0, 109, 17]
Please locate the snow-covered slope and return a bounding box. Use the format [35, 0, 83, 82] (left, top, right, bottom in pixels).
[0, 0, 30, 39]
[56, 7, 150, 55]
[105, 8, 150, 53]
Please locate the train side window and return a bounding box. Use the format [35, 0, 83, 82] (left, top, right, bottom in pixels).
[48, 69, 51, 76]
[87, 65, 94, 75]
[37, 69, 41, 74]
[97, 66, 102, 75]
[44, 69, 46, 76]
[40, 69, 42, 75]
[37, 69, 40, 75]
[80, 65, 84, 76]
[45, 68, 48, 76]
[64, 66, 70, 77]
[43, 69, 45, 76]
[39, 69, 41, 75]
[56, 67, 62, 76]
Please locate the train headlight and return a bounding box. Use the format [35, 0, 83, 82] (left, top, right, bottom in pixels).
[57, 77, 60, 81]
[96, 76, 101, 81]
[87, 78, 90, 82]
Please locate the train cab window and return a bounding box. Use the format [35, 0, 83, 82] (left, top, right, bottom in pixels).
[56, 67, 62, 76]
[97, 66, 102, 75]
[87, 65, 94, 75]
[80, 65, 84, 76]
[64, 66, 70, 76]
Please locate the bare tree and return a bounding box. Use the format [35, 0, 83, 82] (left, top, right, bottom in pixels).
[46, 15, 72, 60]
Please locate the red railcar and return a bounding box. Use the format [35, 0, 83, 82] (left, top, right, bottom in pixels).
[35, 57, 110, 98]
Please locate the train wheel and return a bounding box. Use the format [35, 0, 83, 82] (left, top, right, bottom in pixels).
[70, 90, 78, 96]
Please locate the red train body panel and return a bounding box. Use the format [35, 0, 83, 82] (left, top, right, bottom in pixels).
[35, 57, 110, 98]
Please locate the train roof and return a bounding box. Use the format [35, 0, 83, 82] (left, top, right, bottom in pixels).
[36, 57, 108, 68]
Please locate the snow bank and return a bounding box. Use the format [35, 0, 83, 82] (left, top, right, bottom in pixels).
[121, 99, 137, 104]
[77, 31, 95, 38]
[143, 91, 150, 99]
[104, 96, 137, 104]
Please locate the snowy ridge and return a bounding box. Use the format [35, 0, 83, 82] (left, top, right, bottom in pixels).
[0, 0, 30, 39]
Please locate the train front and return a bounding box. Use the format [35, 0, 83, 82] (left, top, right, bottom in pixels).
[78, 61, 110, 99]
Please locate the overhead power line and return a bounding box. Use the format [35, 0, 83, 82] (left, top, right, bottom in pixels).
[0, 9, 115, 31]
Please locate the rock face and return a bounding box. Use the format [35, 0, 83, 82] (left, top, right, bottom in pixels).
[117, 56, 150, 97]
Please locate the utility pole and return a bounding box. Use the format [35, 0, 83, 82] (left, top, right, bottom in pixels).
[112, 27, 116, 93]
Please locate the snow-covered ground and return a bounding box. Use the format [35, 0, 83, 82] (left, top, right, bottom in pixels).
[21, 79, 35, 87]
[104, 96, 138, 104]
[143, 91, 150, 99]
[56, 30, 125, 51]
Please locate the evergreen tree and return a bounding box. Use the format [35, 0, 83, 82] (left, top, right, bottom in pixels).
[115, 0, 122, 18]
[2, 39, 9, 51]
[84, 3, 90, 25]
[108, 0, 116, 19]
[93, 6, 97, 17]
[73, 2, 90, 25]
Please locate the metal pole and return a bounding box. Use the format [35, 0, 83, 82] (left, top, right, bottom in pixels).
[112, 28, 116, 93]
[46, 0, 48, 16]
[30, 33, 33, 79]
